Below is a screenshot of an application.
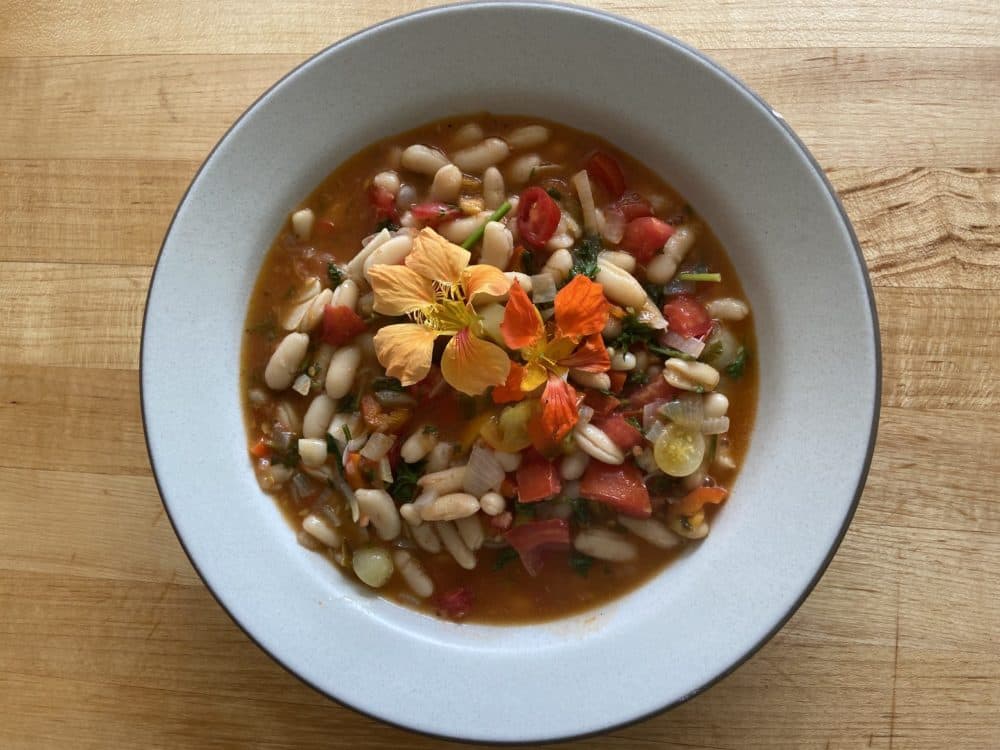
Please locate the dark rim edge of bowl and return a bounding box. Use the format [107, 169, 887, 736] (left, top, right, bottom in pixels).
[139, 1, 882, 744]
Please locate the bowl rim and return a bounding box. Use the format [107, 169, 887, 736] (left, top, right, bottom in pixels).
[140, 1, 881, 742]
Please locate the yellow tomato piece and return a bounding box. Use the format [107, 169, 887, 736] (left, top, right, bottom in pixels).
[654, 422, 706, 477]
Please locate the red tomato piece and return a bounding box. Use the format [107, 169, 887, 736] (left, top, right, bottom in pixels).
[593, 414, 644, 452]
[583, 389, 621, 416]
[489, 511, 513, 533]
[585, 151, 626, 199]
[613, 192, 654, 222]
[619, 217, 675, 264]
[410, 202, 462, 227]
[368, 185, 398, 222]
[662, 293, 713, 339]
[608, 371, 628, 392]
[626, 375, 677, 409]
[517, 187, 561, 248]
[516, 450, 562, 503]
[579, 461, 652, 518]
[320, 304, 367, 346]
[504, 518, 571, 576]
[436, 587, 474, 620]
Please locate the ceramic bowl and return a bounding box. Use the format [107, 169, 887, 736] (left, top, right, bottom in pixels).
[142, 2, 880, 742]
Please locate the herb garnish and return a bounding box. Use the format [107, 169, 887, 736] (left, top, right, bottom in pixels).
[570, 497, 591, 526]
[494, 547, 519, 571]
[725, 346, 749, 379]
[327, 263, 344, 288]
[372, 376, 405, 393]
[337, 393, 358, 413]
[677, 272, 721, 282]
[375, 218, 400, 233]
[546, 188, 562, 200]
[388, 460, 424, 504]
[700, 339, 723, 364]
[569, 235, 602, 280]
[570, 551, 594, 577]
[648, 343, 696, 361]
[612, 313, 656, 351]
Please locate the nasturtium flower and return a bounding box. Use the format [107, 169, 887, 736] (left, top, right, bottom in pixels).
[368, 228, 512, 395]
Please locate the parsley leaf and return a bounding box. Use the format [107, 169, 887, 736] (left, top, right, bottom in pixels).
[570, 497, 591, 526]
[700, 338, 724, 364]
[725, 346, 749, 379]
[422, 424, 439, 435]
[570, 551, 594, 577]
[387, 460, 424, 504]
[627, 369, 649, 386]
[546, 187, 562, 200]
[612, 313, 657, 351]
[327, 263, 344, 288]
[626, 416, 642, 431]
[648, 343, 696, 361]
[337, 393, 358, 413]
[372, 376, 405, 393]
[494, 547, 519, 571]
[375, 218, 400, 233]
[569, 235, 602, 280]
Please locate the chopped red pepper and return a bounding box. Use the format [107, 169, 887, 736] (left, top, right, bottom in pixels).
[504, 518, 571, 576]
[579, 461, 652, 518]
[320, 304, 367, 347]
[662, 294, 713, 339]
[515, 451, 562, 503]
[619, 217, 675, 264]
[583, 389, 621, 416]
[626, 375, 677, 409]
[593, 413, 644, 452]
[368, 184, 398, 222]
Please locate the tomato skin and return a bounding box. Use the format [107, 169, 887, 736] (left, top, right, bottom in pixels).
[586, 151, 626, 199]
[626, 375, 677, 409]
[504, 518, 571, 576]
[410, 202, 462, 227]
[662, 294, 713, 339]
[516, 450, 562, 503]
[619, 217, 675, 264]
[320, 304, 367, 346]
[368, 185, 398, 222]
[613, 192, 654, 222]
[517, 187, 561, 248]
[579, 461, 652, 518]
[436, 587, 474, 620]
[583, 389, 621, 416]
[608, 371, 628, 392]
[593, 414, 644, 452]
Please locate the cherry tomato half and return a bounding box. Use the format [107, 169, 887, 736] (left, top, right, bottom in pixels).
[368, 185, 398, 222]
[585, 151, 627, 199]
[410, 202, 462, 227]
[662, 293, 714, 339]
[613, 192, 654, 222]
[517, 187, 561, 248]
[619, 216, 675, 264]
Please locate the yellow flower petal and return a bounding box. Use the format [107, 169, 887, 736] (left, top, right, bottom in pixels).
[462, 263, 511, 302]
[373, 323, 441, 386]
[441, 329, 512, 395]
[520, 362, 549, 392]
[406, 227, 470, 285]
[367, 264, 436, 316]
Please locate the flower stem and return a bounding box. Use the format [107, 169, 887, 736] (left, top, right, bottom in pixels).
[461, 200, 513, 250]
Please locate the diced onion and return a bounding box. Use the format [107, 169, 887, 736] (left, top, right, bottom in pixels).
[642, 400, 668, 433]
[298, 438, 328, 467]
[290, 472, 316, 502]
[462, 443, 506, 497]
[378, 456, 394, 484]
[578, 404, 595, 426]
[597, 208, 625, 244]
[644, 419, 667, 444]
[292, 373, 312, 396]
[361, 432, 396, 462]
[662, 331, 705, 358]
[530, 272, 557, 304]
[659, 393, 704, 429]
[700, 416, 730, 435]
[572, 170, 598, 234]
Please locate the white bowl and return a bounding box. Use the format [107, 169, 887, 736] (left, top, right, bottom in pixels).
[142, 2, 880, 742]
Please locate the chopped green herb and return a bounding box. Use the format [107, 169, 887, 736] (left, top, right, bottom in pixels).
[514, 502, 537, 522]
[246, 317, 278, 340]
[422, 424, 439, 435]
[494, 547, 519, 571]
[327, 263, 344, 288]
[372, 376, 405, 393]
[627, 369, 649, 386]
[326, 437, 344, 474]
[520, 249, 536, 275]
[546, 187, 562, 200]
[626, 416, 642, 431]
[570, 497, 591, 526]
[460, 200, 512, 250]
[694, 385, 705, 394]
[648, 343, 696, 361]
[375, 218, 400, 233]
[337, 393, 358, 413]
[569, 234, 602, 280]
[570, 551, 594, 577]
[677, 272, 721, 282]
[612, 313, 657, 351]
[642, 282, 666, 308]
[342, 424, 352, 443]
[725, 346, 749, 379]
[388, 460, 424, 504]
[271, 442, 299, 468]
[700, 339, 724, 364]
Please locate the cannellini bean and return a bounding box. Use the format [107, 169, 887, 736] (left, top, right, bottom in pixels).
[505, 272, 532, 295]
[507, 124, 550, 149]
[302, 512, 342, 548]
[506, 153, 542, 185]
[275, 401, 301, 434]
[646, 225, 697, 284]
[353, 546, 394, 587]
[706, 297, 750, 321]
[599, 250, 637, 274]
[418, 466, 466, 494]
[574, 528, 637, 561]
[480, 221, 514, 269]
[573, 422, 625, 465]
[435, 521, 477, 570]
[663, 359, 720, 392]
[291, 208, 314, 240]
[542, 248, 573, 283]
[409, 519, 442, 552]
[546, 233, 574, 251]
[452, 122, 485, 148]
[704, 392, 730, 419]
[455, 515, 485, 551]
[603, 317, 623, 341]
[483, 167, 505, 210]
[479, 491, 506, 516]
[618, 517, 680, 549]
[300, 288, 333, 332]
[372, 170, 401, 196]
[570, 369, 611, 391]
[452, 137, 510, 172]
[670, 514, 710, 540]
[393, 549, 434, 598]
[302, 395, 337, 439]
[595, 257, 648, 309]
[401, 426, 439, 463]
[399, 503, 421, 526]
[560, 451, 590, 481]
[636, 298, 668, 331]
[419, 492, 480, 522]
[264, 332, 309, 390]
[324, 344, 362, 399]
[396, 183, 417, 211]
[424, 441, 454, 473]
[493, 450, 522, 472]
[438, 211, 490, 244]
[346, 229, 391, 282]
[355, 489, 402, 540]
[401, 144, 449, 175]
[611, 350, 637, 371]
[330, 278, 360, 311]
[363, 234, 413, 278]
[430, 163, 463, 202]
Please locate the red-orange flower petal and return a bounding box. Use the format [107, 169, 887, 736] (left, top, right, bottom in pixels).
[554, 274, 611, 339]
[441, 327, 512, 396]
[500, 281, 544, 349]
[492, 362, 527, 404]
[538, 374, 579, 445]
[558, 333, 611, 373]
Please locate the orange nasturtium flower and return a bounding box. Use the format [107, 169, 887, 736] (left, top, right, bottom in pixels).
[496, 274, 612, 448]
[368, 228, 512, 395]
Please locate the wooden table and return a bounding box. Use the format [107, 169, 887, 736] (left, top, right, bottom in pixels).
[2, 2, 997, 747]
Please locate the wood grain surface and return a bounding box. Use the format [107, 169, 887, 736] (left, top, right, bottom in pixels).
[1, 2, 997, 748]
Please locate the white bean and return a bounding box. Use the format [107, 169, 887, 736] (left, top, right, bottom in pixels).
[419, 492, 480, 522]
[430, 163, 463, 202]
[505, 271, 532, 295]
[611, 350, 637, 371]
[569, 369, 611, 391]
[595, 257, 648, 309]
[602, 317, 623, 341]
[706, 297, 750, 321]
[355, 489, 402, 540]
[302, 512, 342, 548]
[560, 451, 590, 481]
[546, 233, 574, 251]
[330, 278, 360, 311]
[664, 359, 720, 392]
[372, 170, 400, 196]
[435, 521, 476, 570]
[301, 288, 333, 333]
[352, 546, 394, 587]
[401, 144, 450, 175]
[479, 491, 507, 516]
[297, 438, 328, 468]
[324, 344, 362, 399]
[506, 153, 542, 185]
[542, 248, 573, 283]
[393, 549, 434, 598]
[396, 184, 417, 211]
[455, 515, 485, 551]
[291, 208, 314, 240]
[574, 528, 637, 561]
[411, 520, 443, 553]
[302, 394, 337, 439]
[670, 514, 710, 540]
[646, 225, 697, 284]
[452, 137, 510, 173]
[264, 332, 309, 391]
[704, 392, 730, 419]
[618, 517, 680, 549]
[483, 166, 505, 210]
[363, 234, 413, 278]
[346, 229, 391, 282]
[573, 422, 625, 465]
[492, 450, 522, 472]
[399, 503, 422, 526]
[438, 211, 490, 244]
[480, 221, 514, 269]
[506, 125, 550, 150]
[400, 426, 439, 464]
[599, 250, 637, 274]
[424, 441, 454, 473]
[452, 122, 485, 148]
[418, 466, 466, 494]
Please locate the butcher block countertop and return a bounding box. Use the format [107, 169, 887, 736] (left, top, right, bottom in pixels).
[1, 2, 997, 748]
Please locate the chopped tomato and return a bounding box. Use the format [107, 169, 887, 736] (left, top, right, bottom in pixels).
[669, 486, 729, 518]
[583, 389, 621, 416]
[360, 393, 411, 434]
[515, 450, 562, 503]
[662, 293, 713, 339]
[489, 511, 513, 532]
[343, 452, 366, 490]
[585, 151, 626, 199]
[517, 187, 561, 248]
[509, 244, 528, 273]
[407, 366, 444, 401]
[504, 518, 571, 576]
[579, 461, 652, 518]
[410, 202, 462, 227]
[593, 414, 644, 452]
[619, 217, 675, 264]
[626, 375, 677, 408]
[368, 184, 398, 222]
[608, 371, 628, 392]
[612, 192, 654, 222]
[436, 587, 474, 620]
[250, 437, 271, 459]
[320, 304, 367, 346]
